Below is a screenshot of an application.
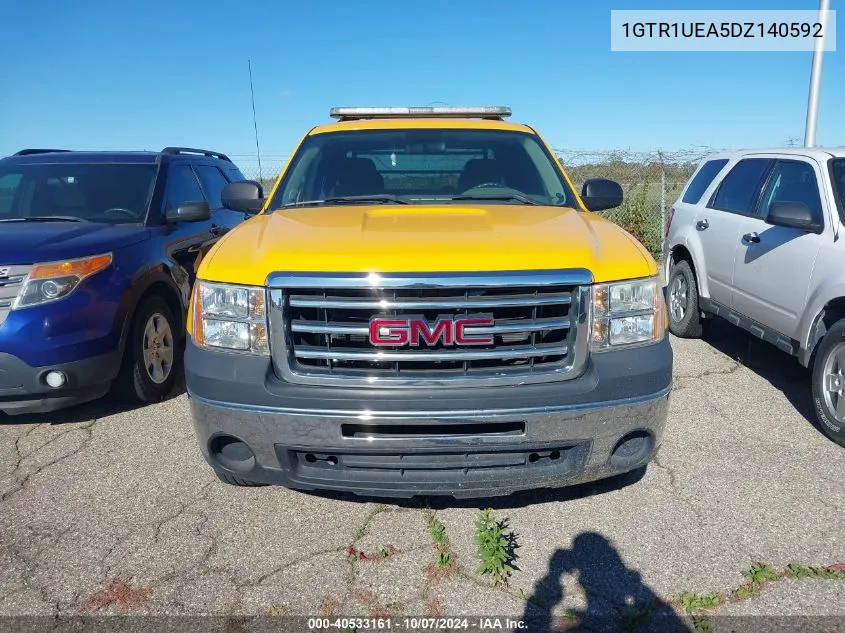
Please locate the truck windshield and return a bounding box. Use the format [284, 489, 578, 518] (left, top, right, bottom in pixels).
[267, 128, 579, 209]
[832, 159, 845, 216]
[0, 163, 157, 224]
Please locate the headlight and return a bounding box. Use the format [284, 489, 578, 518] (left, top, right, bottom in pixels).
[590, 276, 666, 350]
[12, 253, 113, 309]
[191, 280, 269, 354]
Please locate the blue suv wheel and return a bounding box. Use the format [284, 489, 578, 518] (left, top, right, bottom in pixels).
[116, 295, 179, 403]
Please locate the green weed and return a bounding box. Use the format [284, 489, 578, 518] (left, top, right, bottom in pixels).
[429, 518, 447, 545]
[674, 592, 721, 614]
[786, 564, 845, 580]
[422, 509, 457, 580]
[435, 552, 451, 570]
[740, 563, 780, 586]
[731, 563, 781, 600]
[474, 508, 519, 587]
[690, 615, 713, 633]
[732, 584, 759, 601]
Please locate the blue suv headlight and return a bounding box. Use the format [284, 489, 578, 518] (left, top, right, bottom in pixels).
[12, 253, 113, 309]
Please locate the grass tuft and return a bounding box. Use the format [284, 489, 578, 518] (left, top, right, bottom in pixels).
[474, 508, 519, 587]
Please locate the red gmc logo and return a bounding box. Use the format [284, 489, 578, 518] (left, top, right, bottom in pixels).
[369, 314, 495, 347]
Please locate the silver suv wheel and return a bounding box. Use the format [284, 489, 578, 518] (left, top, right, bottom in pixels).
[669, 275, 688, 323]
[821, 341, 845, 421]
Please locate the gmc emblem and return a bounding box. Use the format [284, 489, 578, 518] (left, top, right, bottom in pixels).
[369, 314, 495, 347]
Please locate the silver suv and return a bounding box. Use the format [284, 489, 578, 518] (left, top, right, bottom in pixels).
[664, 147, 845, 447]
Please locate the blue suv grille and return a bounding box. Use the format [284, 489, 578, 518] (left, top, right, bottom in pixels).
[0, 265, 30, 326]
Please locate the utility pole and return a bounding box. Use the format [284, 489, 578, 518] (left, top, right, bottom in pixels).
[804, 0, 831, 147]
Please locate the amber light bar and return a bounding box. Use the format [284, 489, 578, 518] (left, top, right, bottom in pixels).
[329, 106, 512, 121]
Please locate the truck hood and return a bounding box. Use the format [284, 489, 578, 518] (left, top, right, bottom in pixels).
[0, 222, 149, 265]
[200, 204, 657, 286]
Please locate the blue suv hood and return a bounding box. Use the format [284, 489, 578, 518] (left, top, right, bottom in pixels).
[0, 222, 150, 265]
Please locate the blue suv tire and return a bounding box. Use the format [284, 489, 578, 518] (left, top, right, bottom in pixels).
[117, 296, 179, 403]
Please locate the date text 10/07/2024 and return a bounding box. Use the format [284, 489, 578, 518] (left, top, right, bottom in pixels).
[621, 21, 823, 39]
[306, 617, 529, 631]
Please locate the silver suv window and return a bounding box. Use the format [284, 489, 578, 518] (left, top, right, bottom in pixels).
[682, 159, 728, 204]
[708, 158, 773, 216]
[758, 160, 824, 226]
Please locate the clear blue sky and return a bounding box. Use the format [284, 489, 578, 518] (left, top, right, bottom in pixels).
[1, 0, 841, 174]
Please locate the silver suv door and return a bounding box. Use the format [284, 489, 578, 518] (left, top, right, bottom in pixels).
[731, 157, 826, 340]
[696, 157, 774, 308]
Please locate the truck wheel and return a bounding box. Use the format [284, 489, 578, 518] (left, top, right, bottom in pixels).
[215, 471, 266, 487]
[117, 296, 179, 403]
[667, 260, 704, 339]
[811, 319, 845, 447]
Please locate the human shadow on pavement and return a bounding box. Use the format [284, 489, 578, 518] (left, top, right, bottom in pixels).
[522, 531, 691, 632]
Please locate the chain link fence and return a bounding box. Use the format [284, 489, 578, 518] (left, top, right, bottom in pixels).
[232, 156, 287, 196]
[553, 148, 721, 259]
[233, 147, 723, 260]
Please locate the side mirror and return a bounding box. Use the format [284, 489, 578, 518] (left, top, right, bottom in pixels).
[222, 180, 265, 214]
[766, 201, 822, 233]
[166, 201, 211, 223]
[581, 178, 624, 212]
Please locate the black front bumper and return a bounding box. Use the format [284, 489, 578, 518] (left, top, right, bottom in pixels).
[186, 337, 673, 498]
[0, 351, 122, 416]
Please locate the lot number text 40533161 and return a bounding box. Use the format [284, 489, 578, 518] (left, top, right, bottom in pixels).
[306, 617, 528, 630]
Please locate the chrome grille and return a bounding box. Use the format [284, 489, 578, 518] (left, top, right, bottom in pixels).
[0, 265, 29, 327]
[268, 270, 592, 388]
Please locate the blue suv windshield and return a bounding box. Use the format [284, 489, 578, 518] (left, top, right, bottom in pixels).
[0, 163, 157, 223]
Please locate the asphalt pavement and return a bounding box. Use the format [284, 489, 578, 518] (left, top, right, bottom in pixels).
[1, 320, 843, 632]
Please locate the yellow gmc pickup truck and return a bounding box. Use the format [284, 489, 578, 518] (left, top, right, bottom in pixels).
[184, 106, 672, 498]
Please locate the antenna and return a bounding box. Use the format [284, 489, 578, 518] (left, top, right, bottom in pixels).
[248, 60, 263, 183]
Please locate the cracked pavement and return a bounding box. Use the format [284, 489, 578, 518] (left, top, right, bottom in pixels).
[0, 319, 843, 629]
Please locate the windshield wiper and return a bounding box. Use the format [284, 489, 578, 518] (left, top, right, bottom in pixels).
[449, 193, 539, 206]
[0, 215, 90, 223]
[282, 194, 411, 208]
[325, 194, 411, 205]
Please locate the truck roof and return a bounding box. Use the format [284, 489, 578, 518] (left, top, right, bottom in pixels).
[308, 117, 536, 136]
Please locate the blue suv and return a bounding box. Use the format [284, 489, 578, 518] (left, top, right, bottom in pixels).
[0, 147, 251, 415]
